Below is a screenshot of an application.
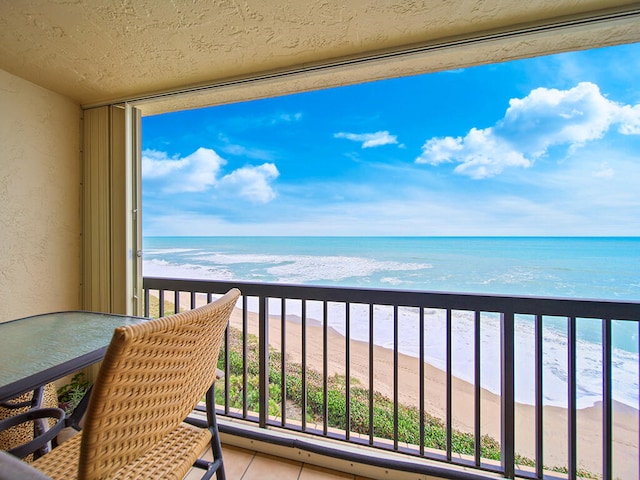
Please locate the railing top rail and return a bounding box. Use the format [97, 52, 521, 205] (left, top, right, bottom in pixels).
[143, 276, 640, 321]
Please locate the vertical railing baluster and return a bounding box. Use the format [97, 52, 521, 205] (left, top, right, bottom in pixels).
[393, 305, 399, 450]
[242, 295, 248, 418]
[222, 292, 229, 414]
[346, 302, 351, 441]
[446, 309, 452, 461]
[302, 299, 307, 431]
[208, 289, 224, 415]
[535, 315, 544, 479]
[323, 301, 329, 436]
[501, 310, 515, 479]
[174, 290, 180, 313]
[369, 303, 374, 446]
[190, 291, 196, 309]
[258, 295, 269, 428]
[474, 310, 481, 466]
[281, 298, 287, 427]
[144, 289, 150, 317]
[568, 316, 577, 480]
[602, 318, 612, 480]
[419, 307, 425, 456]
[159, 290, 165, 317]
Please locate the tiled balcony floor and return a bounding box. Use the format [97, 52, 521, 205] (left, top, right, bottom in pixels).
[184, 444, 374, 480]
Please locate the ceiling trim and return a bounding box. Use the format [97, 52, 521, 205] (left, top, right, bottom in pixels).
[94, 4, 640, 115]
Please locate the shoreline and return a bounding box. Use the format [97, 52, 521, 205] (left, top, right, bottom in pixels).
[271, 313, 638, 412]
[230, 307, 638, 478]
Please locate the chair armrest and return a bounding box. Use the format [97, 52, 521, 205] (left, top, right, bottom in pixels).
[0, 400, 33, 409]
[0, 408, 65, 460]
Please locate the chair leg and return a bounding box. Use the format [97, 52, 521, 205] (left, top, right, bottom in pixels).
[186, 386, 226, 479]
[205, 385, 225, 480]
[31, 386, 50, 458]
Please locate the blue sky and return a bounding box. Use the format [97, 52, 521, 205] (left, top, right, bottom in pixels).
[142, 43, 640, 236]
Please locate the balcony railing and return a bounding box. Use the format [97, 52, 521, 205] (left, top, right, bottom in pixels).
[143, 277, 639, 480]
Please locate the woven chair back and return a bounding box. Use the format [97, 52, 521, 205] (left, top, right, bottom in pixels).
[77, 288, 240, 479]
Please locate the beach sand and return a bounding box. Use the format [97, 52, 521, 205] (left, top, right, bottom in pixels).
[154, 293, 639, 478]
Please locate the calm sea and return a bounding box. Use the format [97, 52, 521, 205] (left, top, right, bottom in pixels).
[143, 236, 639, 409]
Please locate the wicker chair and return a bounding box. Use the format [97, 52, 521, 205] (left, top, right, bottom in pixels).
[27, 288, 241, 480]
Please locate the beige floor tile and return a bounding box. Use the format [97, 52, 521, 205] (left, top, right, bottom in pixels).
[242, 452, 303, 480]
[299, 463, 354, 479]
[182, 444, 375, 480]
[182, 469, 201, 480]
[182, 444, 255, 480]
[219, 445, 257, 480]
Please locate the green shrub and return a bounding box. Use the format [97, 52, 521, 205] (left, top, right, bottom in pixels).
[215, 325, 593, 476]
[57, 372, 91, 415]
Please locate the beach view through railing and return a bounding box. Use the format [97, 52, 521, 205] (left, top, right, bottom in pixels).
[144, 277, 639, 480]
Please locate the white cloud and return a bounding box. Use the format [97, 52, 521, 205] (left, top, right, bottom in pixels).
[416, 82, 640, 178]
[219, 163, 279, 203]
[142, 147, 225, 192]
[500, 82, 614, 155]
[418, 136, 463, 165]
[142, 149, 187, 178]
[618, 104, 640, 134]
[418, 128, 531, 179]
[334, 131, 398, 148]
[142, 147, 279, 202]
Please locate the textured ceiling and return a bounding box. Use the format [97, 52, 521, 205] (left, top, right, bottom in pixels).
[1, 0, 639, 110]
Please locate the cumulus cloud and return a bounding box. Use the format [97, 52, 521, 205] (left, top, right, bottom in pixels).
[142, 147, 279, 203]
[334, 131, 398, 148]
[142, 147, 225, 192]
[618, 104, 640, 134]
[219, 163, 280, 203]
[416, 82, 640, 178]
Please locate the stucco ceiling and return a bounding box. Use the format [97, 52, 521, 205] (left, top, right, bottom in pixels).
[1, 0, 639, 111]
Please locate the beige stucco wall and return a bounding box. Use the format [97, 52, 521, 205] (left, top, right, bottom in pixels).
[0, 68, 82, 321]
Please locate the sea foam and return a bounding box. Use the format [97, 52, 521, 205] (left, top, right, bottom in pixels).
[142, 236, 640, 410]
[246, 298, 639, 410]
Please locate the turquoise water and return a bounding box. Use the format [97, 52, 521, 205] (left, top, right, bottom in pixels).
[143, 236, 639, 300]
[143, 236, 639, 408]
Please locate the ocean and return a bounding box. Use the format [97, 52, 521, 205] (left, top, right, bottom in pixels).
[142, 236, 639, 409]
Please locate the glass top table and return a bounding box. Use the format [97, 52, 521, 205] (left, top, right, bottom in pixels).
[0, 311, 147, 402]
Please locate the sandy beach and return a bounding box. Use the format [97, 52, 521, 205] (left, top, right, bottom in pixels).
[154, 293, 639, 478]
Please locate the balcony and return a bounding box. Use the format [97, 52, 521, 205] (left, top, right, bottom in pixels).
[144, 277, 639, 480]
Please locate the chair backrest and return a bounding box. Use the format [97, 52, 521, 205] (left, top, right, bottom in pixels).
[77, 288, 241, 479]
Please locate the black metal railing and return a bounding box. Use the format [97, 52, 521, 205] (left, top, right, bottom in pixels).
[143, 277, 639, 480]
